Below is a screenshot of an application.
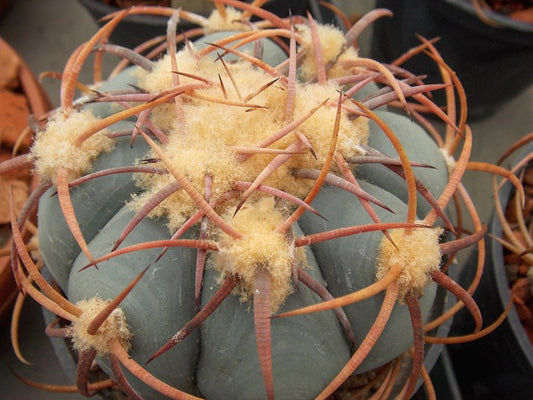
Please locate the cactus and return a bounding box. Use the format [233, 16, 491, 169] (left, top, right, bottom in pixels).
[5, 2, 503, 399]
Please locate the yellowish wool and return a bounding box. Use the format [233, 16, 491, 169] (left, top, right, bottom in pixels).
[376, 223, 443, 299]
[122, 28, 371, 305]
[297, 23, 348, 81]
[132, 48, 368, 231]
[204, 7, 248, 33]
[69, 297, 131, 356]
[289, 83, 368, 164]
[328, 46, 361, 79]
[440, 148, 456, 174]
[215, 197, 294, 311]
[136, 51, 202, 95]
[31, 109, 114, 182]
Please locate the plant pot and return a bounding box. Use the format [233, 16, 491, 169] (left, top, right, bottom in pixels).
[371, 0, 533, 121]
[0, 36, 52, 322]
[448, 142, 533, 400]
[78, 0, 309, 49]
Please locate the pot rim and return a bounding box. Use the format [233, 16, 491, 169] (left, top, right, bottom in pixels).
[78, 0, 173, 27]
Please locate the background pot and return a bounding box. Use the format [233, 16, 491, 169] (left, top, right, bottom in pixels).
[448, 142, 533, 400]
[0, 36, 51, 322]
[371, 0, 533, 121]
[78, 0, 309, 49]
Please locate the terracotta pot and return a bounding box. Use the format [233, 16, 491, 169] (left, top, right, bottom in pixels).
[0, 37, 52, 322]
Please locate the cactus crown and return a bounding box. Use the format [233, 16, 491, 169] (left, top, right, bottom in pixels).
[129, 41, 367, 232]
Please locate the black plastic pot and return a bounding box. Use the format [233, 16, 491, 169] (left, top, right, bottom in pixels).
[371, 0, 533, 121]
[448, 143, 533, 400]
[78, 0, 309, 49]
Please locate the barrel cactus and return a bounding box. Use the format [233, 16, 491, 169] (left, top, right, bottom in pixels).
[6, 1, 499, 399]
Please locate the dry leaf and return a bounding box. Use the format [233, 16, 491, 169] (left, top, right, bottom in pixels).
[0, 177, 28, 224]
[0, 41, 20, 90]
[0, 89, 31, 148]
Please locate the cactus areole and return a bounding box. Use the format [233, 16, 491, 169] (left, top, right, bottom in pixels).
[23, 3, 480, 400]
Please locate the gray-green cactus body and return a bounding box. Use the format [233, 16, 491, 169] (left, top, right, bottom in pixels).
[296, 108, 449, 375]
[37, 31, 450, 400]
[38, 127, 149, 291]
[197, 226, 351, 400]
